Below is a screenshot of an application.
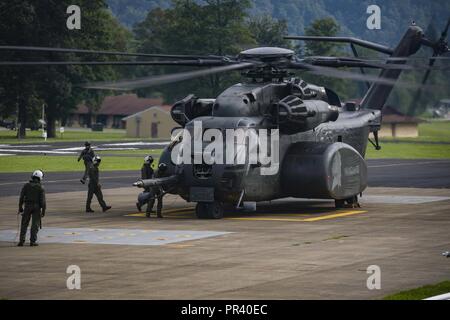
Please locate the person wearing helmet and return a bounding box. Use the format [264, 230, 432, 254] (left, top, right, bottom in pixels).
[17, 170, 46, 246]
[86, 156, 111, 213]
[77, 141, 95, 184]
[136, 155, 155, 217]
[154, 162, 168, 218]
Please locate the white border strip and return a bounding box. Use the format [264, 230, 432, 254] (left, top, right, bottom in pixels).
[423, 292, 450, 300]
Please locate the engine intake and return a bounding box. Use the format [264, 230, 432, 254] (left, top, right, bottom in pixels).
[273, 96, 339, 134]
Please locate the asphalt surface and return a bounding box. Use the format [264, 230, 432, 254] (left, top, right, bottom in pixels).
[0, 159, 449, 197]
[0, 186, 449, 299]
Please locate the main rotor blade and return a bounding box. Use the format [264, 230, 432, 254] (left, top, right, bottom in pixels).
[301, 56, 450, 71]
[0, 59, 228, 67]
[83, 62, 254, 90]
[285, 35, 394, 55]
[0, 45, 226, 60]
[290, 62, 439, 90]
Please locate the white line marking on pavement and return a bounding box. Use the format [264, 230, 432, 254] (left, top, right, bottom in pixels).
[368, 160, 450, 168]
[0, 149, 76, 154]
[0, 145, 49, 148]
[0, 175, 137, 186]
[101, 141, 169, 147]
[55, 147, 139, 151]
[360, 195, 450, 204]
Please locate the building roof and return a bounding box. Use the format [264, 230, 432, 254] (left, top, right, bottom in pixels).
[75, 94, 164, 116]
[382, 105, 424, 124]
[122, 105, 173, 121]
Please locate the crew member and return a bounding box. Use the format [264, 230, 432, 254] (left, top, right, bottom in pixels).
[136, 155, 155, 217]
[86, 156, 111, 213]
[78, 141, 95, 184]
[154, 163, 168, 218]
[18, 170, 46, 247]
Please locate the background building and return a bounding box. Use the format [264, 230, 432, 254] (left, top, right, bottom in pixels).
[69, 94, 163, 129]
[123, 105, 177, 140]
[379, 106, 424, 138]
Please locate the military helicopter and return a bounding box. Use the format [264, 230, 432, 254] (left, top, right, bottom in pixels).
[1, 20, 449, 219]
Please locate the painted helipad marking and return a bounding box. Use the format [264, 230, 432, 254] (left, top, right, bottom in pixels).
[360, 195, 450, 204]
[227, 210, 367, 222]
[0, 227, 230, 246]
[124, 207, 367, 222]
[301, 210, 367, 221]
[125, 207, 195, 218]
[0, 153, 15, 156]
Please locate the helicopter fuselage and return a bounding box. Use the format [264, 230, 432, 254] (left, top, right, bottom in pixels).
[158, 79, 381, 206]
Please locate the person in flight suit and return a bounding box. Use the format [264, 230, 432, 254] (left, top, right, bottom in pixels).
[18, 170, 46, 247]
[136, 155, 155, 218]
[154, 163, 168, 218]
[78, 141, 95, 184]
[86, 156, 111, 213]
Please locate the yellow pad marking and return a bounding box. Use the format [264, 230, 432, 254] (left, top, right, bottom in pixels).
[125, 207, 367, 222]
[125, 207, 195, 217]
[301, 210, 366, 222]
[227, 210, 367, 222]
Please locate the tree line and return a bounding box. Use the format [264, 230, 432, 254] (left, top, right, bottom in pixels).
[0, 0, 387, 139]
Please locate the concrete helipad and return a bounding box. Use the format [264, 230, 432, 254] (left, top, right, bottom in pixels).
[0, 227, 230, 246]
[0, 186, 449, 299]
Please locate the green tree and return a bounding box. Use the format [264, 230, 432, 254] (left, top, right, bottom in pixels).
[304, 17, 340, 56]
[247, 15, 291, 48]
[133, 0, 255, 102]
[0, 0, 131, 138]
[299, 18, 358, 101]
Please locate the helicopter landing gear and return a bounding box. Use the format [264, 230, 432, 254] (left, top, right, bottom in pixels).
[335, 195, 360, 209]
[195, 201, 224, 219]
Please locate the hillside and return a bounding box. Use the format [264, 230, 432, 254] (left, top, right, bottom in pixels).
[106, 0, 450, 46]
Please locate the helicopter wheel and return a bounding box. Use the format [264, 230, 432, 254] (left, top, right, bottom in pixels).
[334, 199, 346, 209]
[335, 196, 360, 209]
[195, 201, 224, 219]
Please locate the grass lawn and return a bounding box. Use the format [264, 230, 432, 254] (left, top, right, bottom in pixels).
[366, 142, 450, 159]
[0, 128, 142, 144]
[383, 281, 450, 300]
[380, 121, 450, 143]
[0, 155, 158, 173]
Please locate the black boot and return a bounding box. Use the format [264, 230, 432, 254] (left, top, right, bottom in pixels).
[17, 241, 24, 247]
[103, 206, 112, 212]
[30, 242, 39, 247]
[86, 208, 95, 213]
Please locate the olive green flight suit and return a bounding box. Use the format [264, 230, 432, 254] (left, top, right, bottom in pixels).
[19, 180, 46, 244]
[86, 164, 107, 210]
[78, 147, 95, 183]
[141, 163, 155, 214]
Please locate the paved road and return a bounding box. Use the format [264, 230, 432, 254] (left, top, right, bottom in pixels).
[366, 159, 450, 188]
[0, 159, 449, 197]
